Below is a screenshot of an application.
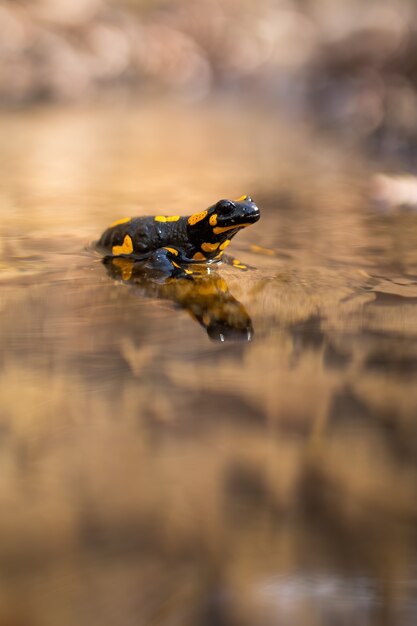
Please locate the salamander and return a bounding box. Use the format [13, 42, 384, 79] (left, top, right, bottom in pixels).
[96, 195, 260, 276]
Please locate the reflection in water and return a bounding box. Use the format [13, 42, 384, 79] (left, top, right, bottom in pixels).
[103, 257, 253, 342]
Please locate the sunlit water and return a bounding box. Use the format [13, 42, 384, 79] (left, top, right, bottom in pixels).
[1, 101, 417, 626]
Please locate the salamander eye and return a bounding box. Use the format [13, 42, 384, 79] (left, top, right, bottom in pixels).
[216, 200, 235, 215]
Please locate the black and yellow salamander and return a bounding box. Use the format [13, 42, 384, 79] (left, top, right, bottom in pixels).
[96, 196, 260, 277]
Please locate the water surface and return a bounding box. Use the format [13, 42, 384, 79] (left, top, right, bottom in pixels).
[0, 102, 417, 626]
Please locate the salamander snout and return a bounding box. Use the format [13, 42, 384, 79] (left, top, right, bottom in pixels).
[213, 196, 260, 228]
[241, 198, 260, 224]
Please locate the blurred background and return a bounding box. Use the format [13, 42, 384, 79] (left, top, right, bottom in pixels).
[1, 2, 417, 626]
[2, 0, 417, 161]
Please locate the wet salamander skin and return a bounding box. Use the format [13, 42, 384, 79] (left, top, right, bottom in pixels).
[97, 196, 260, 273]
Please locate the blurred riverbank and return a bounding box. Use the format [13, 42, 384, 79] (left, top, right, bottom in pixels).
[1, 0, 417, 161]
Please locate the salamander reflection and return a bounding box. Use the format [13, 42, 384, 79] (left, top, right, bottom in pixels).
[103, 257, 254, 342]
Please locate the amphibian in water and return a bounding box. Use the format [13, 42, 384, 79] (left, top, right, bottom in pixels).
[97, 196, 260, 277]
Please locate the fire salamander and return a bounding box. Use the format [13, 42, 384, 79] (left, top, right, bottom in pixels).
[97, 196, 260, 277]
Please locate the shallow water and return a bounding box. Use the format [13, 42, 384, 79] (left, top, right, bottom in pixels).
[1, 102, 417, 626]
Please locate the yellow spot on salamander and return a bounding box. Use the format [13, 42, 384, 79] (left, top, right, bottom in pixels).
[112, 234, 134, 256]
[193, 252, 206, 261]
[196, 284, 218, 296]
[172, 261, 181, 269]
[232, 258, 247, 270]
[213, 223, 252, 235]
[218, 278, 228, 292]
[196, 277, 227, 294]
[155, 215, 180, 222]
[236, 195, 248, 202]
[163, 247, 179, 255]
[188, 210, 208, 226]
[112, 258, 134, 280]
[209, 214, 218, 226]
[250, 244, 275, 256]
[201, 242, 220, 252]
[110, 216, 131, 227]
[219, 239, 230, 250]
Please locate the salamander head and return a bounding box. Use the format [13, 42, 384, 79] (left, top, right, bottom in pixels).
[187, 196, 260, 260]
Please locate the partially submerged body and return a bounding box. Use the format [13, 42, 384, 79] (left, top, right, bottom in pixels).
[96, 196, 260, 277]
